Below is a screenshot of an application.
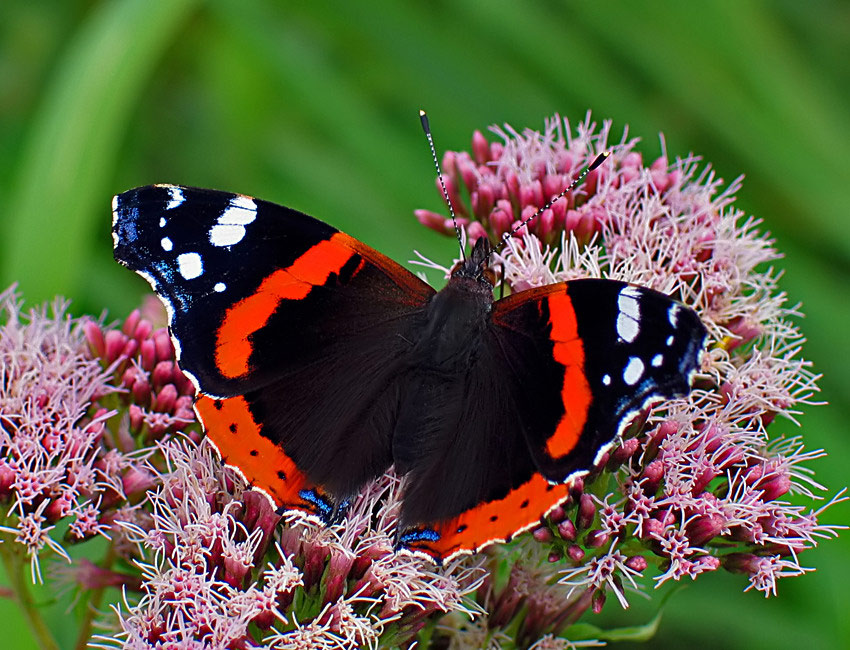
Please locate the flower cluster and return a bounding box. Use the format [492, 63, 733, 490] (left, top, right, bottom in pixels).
[0, 288, 181, 581]
[415, 113, 843, 642]
[416, 115, 644, 248]
[82, 296, 196, 443]
[96, 441, 484, 649]
[0, 287, 202, 648]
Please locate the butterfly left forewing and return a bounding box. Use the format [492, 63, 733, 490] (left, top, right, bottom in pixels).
[113, 184, 436, 516]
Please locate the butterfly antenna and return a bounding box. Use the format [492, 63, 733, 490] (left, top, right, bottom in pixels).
[420, 110, 466, 261]
[493, 150, 610, 254]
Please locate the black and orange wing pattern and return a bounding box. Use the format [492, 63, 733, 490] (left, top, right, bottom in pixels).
[113, 185, 435, 517]
[113, 185, 706, 563]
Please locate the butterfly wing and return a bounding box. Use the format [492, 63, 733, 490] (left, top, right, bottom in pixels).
[400, 278, 707, 561]
[113, 185, 435, 513]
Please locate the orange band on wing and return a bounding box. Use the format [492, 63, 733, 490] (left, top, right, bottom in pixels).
[409, 474, 571, 561]
[197, 395, 310, 508]
[215, 234, 355, 378]
[546, 292, 591, 458]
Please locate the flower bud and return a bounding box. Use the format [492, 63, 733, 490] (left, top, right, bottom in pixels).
[640, 459, 665, 495]
[322, 550, 355, 604]
[467, 221, 489, 244]
[591, 588, 606, 614]
[577, 494, 595, 530]
[685, 514, 726, 546]
[132, 318, 153, 343]
[122, 309, 141, 337]
[83, 320, 106, 358]
[104, 330, 129, 363]
[585, 530, 610, 548]
[415, 209, 447, 233]
[557, 519, 577, 541]
[472, 130, 491, 164]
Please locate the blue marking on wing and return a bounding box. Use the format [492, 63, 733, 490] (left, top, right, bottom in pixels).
[398, 528, 440, 544]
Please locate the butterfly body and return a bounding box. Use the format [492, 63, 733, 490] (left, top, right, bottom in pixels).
[113, 184, 707, 561]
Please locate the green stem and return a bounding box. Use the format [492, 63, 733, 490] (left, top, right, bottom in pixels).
[73, 542, 117, 650]
[0, 535, 59, 650]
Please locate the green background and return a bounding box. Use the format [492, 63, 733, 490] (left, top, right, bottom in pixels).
[1, 1, 847, 647]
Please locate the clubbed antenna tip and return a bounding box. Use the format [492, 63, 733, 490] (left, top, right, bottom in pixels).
[589, 151, 610, 171]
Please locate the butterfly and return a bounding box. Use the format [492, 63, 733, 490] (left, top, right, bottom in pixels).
[112, 164, 706, 563]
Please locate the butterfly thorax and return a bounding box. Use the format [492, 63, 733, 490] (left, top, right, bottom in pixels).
[411, 237, 498, 373]
[416, 276, 492, 373]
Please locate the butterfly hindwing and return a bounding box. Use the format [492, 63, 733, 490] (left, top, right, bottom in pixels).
[113, 185, 436, 511]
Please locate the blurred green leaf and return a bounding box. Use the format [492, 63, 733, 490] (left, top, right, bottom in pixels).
[2, 0, 200, 303]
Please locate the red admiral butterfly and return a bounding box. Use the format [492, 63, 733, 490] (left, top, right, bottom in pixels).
[112, 133, 706, 562]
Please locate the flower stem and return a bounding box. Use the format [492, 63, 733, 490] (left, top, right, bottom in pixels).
[0, 534, 59, 650]
[74, 542, 117, 650]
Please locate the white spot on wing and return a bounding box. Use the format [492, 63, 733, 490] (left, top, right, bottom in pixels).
[652, 353, 663, 367]
[166, 187, 184, 210]
[602, 374, 612, 386]
[159, 217, 167, 228]
[210, 224, 247, 247]
[226, 195, 257, 219]
[213, 282, 226, 292]
[219, 197, 257, 226]
[668, 303, 680, 327]
[160, 237, 173, 251]
[620, 285, 642, 303]
[623, 357, 644, 386]
[177, 252, 203, 280]
[666, 335, 675, 347]
[616, 286, 641, 342]
[617, 313, 639, 343]
[209, 196, 257, 248]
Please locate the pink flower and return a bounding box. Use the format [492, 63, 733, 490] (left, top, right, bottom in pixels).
[0, 288, 138, 579]
[100, 441, 484, 648]
[0, 287, 199, 640]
